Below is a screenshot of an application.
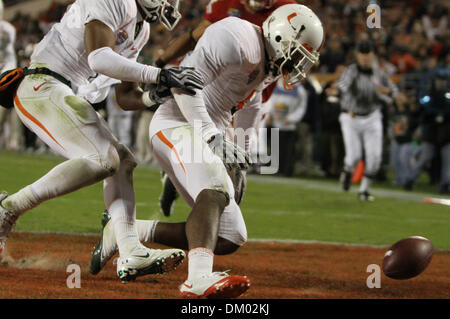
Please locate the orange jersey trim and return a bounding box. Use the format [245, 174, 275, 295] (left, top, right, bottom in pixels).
[14, 94, 65, 151]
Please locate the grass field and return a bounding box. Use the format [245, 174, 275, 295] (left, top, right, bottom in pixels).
[1, 150, 449, 250]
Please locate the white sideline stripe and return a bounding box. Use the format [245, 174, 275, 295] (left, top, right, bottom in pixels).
[246, 175, 439, 203]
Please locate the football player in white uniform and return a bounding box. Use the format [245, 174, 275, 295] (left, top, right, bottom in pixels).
[0, 0, 23, 151]
[0, 0, 204, 282]
[91, 4, 325, 298]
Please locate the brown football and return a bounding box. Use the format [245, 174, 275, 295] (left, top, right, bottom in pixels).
[382, 236, 434, 280]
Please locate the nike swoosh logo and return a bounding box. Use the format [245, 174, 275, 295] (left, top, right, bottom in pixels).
[131, 47, 136, 50]
[132, 252, 150, 258]
[33, 82, 47, 91]
[184, 283, 193, 289]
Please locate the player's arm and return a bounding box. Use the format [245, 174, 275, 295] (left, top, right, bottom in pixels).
[84, 20, 203, 110]
[326, 65, 357, 96]
[84, 20, 161, 84]
[233, 93, 263, 152]
[115, 82, 148, 111]
[156, 19, 212, 67]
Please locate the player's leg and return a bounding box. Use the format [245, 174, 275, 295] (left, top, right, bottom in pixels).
[159, 171, 179, 217]
[0, 75, 120, 254]
[94, 113, 185, 281]
[2, 76, 119, 216]
[339, 113, 362, 191]
[153, 126, 250, 298]
[1, 75, 185, 277]
[360, 111, 383, 201]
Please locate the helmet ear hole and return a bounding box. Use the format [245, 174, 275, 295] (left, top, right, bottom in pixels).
[275, 35, 282, 42]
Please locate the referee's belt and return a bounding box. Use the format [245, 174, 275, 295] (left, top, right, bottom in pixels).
[342, 110, 372, 117]
[24, 67, 72, 89]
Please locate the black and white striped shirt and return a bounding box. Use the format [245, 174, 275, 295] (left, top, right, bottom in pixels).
[336, 63, 398, 115]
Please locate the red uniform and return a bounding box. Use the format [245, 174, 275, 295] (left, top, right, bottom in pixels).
[204, 0, 297, 25]
[204, 0, 297, 102]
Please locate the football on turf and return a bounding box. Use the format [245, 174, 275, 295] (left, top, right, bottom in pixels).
[382, 236, 433, 280]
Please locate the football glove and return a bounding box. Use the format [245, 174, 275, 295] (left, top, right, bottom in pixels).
[227, 165, 247, 205]
[142, 83, 172, 106]
[207, 133, 250, 171]
[158, 66, 204, 95]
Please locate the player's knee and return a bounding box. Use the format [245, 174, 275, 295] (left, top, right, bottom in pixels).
[104, 145, 121, 175]
[86, 144, 121, 176]
[116, 143, 137, 172]
[215, 237, 243, 255]
[366, 158, 382, 176]
[196, 189, 229, 211]
[93, 143, 137, 177]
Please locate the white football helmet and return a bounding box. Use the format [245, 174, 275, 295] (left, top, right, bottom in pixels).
[262, 4, 325, 88]
[136, 0, 181, 31]
[242, 0, 275, 11]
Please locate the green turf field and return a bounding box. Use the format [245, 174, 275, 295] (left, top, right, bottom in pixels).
[1, 151, 449, 249]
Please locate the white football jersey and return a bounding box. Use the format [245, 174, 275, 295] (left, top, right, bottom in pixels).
[0, 20, 17, 73]
[151, 17, 277, 136]
[31, 0, 149, 91]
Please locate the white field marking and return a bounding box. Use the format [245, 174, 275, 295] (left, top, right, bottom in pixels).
[245, 208, 450, 224]
[13, 230, 450, 251]
[246, 174, 437, 203]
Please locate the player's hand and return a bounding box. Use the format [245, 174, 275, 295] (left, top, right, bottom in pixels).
[142, 83, 172, 105]
[158, 66, 204, 95]
[376, 86, 390, 96]
[325, 87, 339, 96]
[227, 165, 247, 205]
[207, 133, 250, 171]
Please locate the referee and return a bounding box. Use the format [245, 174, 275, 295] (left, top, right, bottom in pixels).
[326, 41, 403, 201]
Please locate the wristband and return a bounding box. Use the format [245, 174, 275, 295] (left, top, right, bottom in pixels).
[142, 91, 154, 107]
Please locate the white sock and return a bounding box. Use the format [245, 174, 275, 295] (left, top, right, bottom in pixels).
[103, 156, 141, 256]
[2, 185, 39, 215]
[360, 176, 372, 193]
[187, 248, 214, 281]
[111, 216, 142, 255]
[137, 220, 158, 243]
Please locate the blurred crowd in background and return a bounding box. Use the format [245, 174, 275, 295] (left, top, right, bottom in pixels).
[0, 0, 449, 193]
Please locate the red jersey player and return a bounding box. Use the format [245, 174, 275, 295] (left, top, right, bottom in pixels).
[204, 0, 297, 26]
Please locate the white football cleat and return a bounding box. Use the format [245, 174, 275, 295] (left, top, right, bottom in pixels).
[117, 246, 185, 282]
[90, 210, 117, 275]
[179, 271, 251, 299]
[0, 192, 18, 256]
